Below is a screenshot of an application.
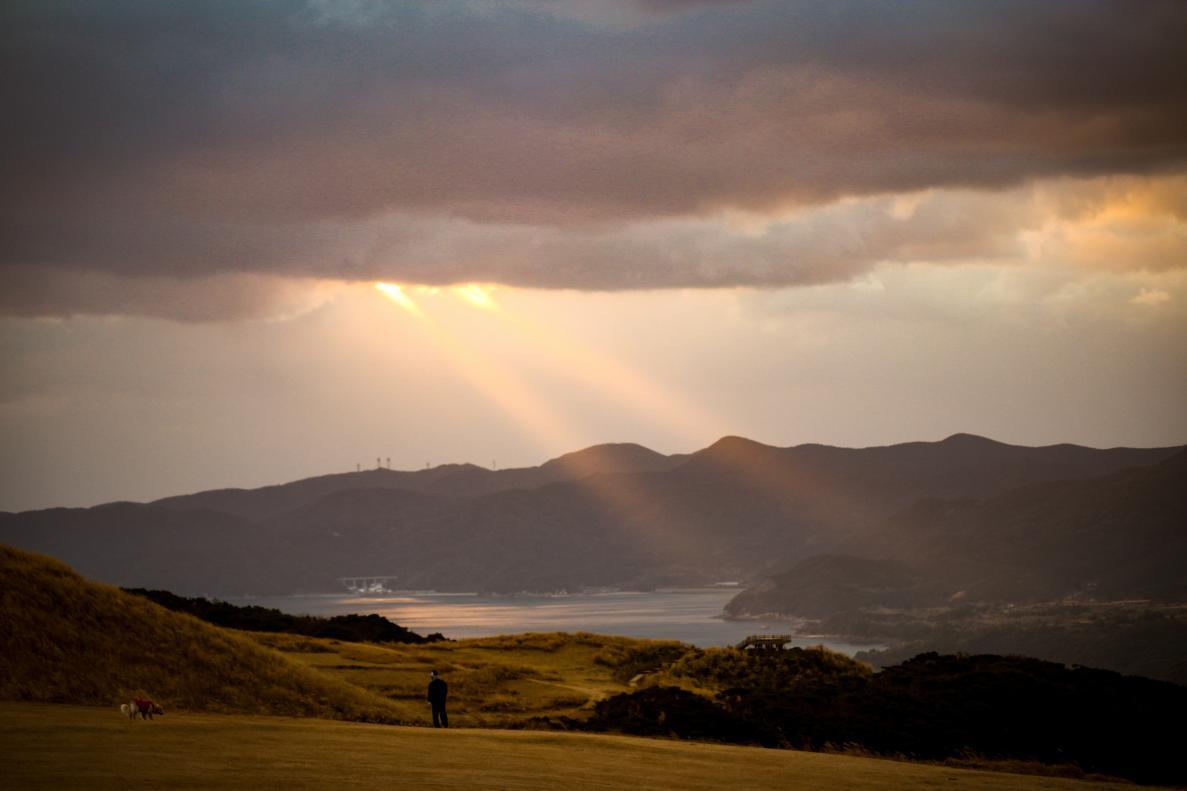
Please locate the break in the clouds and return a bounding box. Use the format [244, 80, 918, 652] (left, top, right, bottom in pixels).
[3, 0, 1187, 315]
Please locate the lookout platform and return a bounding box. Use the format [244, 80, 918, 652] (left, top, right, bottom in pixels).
[735, 634, 792, 651]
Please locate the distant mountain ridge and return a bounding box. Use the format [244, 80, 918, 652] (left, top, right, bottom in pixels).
[150, 442, 682, 521]
[1, 435, 1181, 596]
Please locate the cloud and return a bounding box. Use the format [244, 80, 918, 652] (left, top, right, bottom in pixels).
[2, 0, 1186, 316]
[5, 174, 1187, 319]
[1131, 288, 1171, 306]
[0, 268, 344, 322]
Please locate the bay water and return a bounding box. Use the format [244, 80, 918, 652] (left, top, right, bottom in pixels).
[228, 588, 879, 655]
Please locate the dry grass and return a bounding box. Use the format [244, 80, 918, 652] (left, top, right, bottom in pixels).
[0, 702, 1151, 791]
[247, 629, 681, 726]
[0, 543, 700, 728]
[0, 545, 402, 722]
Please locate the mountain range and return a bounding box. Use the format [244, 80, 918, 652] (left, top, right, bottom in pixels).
[1, 434, 1182, 599]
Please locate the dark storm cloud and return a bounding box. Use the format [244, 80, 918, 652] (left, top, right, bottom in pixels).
[2, 0, 1187, 309]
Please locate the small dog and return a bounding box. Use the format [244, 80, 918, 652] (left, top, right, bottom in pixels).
[120, 698, 164, 720]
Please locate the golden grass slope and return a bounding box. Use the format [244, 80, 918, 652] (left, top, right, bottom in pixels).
[247, 630, 682, 727]
[0, 545, 400, 721]
[0, 702, 1148, 791]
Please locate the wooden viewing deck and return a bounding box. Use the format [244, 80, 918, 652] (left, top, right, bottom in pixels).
[735, 634, 792, 651]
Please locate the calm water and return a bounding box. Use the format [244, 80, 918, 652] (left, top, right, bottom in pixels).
[228, 589, 879, 654]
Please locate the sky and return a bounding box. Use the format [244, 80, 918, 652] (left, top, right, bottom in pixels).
[2, 0, 1186, 511]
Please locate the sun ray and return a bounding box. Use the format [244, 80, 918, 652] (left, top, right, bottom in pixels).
[453, 284, 498, 311]
[371, 282, 680, 558]
[469, 298, 733, 445]
[375, 282, 425, 318]
[374, 281, 580, 452]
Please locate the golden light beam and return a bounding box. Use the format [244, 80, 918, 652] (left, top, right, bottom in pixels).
[374, 281, 583, 453]
[375, 282, 425, 318]
[371, 281, 677, 557]
[431, 284, 738, 562]
[452, 284, 498, 311]
[372, 280, 731, 570]
[378, 279, 735, 448]
[462, 296, 732, 444]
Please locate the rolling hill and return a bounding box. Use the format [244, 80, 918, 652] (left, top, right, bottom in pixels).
[0, 545, 401, 720]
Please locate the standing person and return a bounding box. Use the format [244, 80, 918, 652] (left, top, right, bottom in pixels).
[427, 670, 448, 728]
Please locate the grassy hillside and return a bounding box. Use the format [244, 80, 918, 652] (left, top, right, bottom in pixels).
[0, 545, 402, 721]
[0, 702, 1145, 791]
[0, 543, 684, 727]
[246, 630, 680, 727]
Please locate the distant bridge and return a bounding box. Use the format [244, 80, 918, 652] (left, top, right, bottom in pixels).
[337, 575, 400, 594]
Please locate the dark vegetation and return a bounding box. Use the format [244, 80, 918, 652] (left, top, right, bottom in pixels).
[589, 647, 1187, 786]
[124, 588, 445, 644]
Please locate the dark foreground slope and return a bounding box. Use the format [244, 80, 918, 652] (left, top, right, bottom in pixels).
[0, 545, 401, 721]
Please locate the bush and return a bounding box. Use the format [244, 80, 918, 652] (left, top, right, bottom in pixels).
[589, 649, 1187, 785]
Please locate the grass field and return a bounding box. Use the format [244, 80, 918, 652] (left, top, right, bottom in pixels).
[0, 702, 1150, 791]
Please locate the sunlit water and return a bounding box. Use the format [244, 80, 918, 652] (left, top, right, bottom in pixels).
[227, 589, 880, 654]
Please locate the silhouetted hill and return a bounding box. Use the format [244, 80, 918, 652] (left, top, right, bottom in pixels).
[150, 442, 680, 520]
[540, 442, 680, 478]
[728, 446, 1187, 616]
[688, 432, 1180, 527]
[0, 435, 1180, 595]
[0, 502, 296, 594]
[877, 447, 1187, 601]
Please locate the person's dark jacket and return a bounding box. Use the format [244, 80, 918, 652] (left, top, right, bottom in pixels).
[428, 677, 448, 704]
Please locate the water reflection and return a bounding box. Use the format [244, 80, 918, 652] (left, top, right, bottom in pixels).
[228, 589, 879, 654]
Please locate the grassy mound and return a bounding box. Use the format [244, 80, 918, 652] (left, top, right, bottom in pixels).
[0, 545, 402, 721]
